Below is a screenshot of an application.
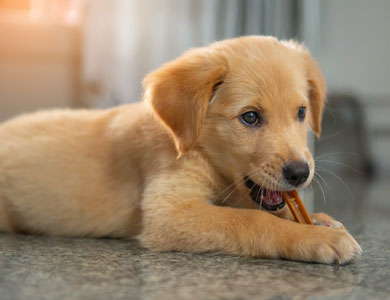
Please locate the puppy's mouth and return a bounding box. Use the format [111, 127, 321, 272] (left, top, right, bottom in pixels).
[243, 176, 286, 211]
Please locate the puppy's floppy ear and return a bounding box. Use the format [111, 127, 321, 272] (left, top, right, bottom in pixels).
[143, 49, 227, 155]
[305, 55, 326, 137]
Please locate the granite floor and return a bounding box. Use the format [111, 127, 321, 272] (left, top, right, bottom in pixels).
[1, 172, 389, 300]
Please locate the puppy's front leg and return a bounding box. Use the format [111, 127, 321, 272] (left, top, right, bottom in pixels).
[139, 176, 361, 264]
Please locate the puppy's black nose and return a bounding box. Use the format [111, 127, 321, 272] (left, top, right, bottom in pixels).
[283, 161, 310, 187]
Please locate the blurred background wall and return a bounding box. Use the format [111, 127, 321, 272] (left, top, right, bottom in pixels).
[81, 0, 308, 107]
[0, 0, 389, 222]
[315, 0, 390, 176]
[0, 0, 82, 120]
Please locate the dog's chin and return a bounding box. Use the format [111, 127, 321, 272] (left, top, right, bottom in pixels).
[243, 176, 287, 211]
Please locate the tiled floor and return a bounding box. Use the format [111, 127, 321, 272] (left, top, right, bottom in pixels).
[1, 172, 389, 300]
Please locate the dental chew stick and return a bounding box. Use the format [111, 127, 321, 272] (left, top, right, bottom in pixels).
[282, 190, 313, 224]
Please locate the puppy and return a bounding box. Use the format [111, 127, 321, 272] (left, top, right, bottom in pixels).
[0, 36, 361, 264]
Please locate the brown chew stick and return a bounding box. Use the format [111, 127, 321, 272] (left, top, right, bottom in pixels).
[282, 190, 313, 224]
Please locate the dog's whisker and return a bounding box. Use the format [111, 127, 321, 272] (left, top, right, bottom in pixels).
[315, 168, 335, 210]
[246, 169, 264, 210]
[239, 168, 269, 210]
[314, 126, 349, 144]
[216, 161, 284, 209]
[255, 177, 262, 209]
[234, 165, 270, 207]
[323, 103, 337, 124]
[219, 180, 245, 205]
[315, 159, 364, 176]
[259, 175, 271, 211]
[314, 152, 359, 160]
[215, 171, 253, 201]
[312, 175, 326, 205]
[230, 170, 263, 208]
[217, 168, 262, 205]
[259, 175, 268, 210]
[314, 171, 334, 203]
[315, 171, 339, 213]
[316, 166, 354, 202]
[231, 189, 249, 208]
[314, 171, 331, 193]
[224, 179, 253, 208]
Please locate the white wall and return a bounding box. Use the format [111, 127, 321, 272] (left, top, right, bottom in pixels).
[316, 0, 390, 98]
[314, 0, 390, 172]
[0, 16, 80, 122]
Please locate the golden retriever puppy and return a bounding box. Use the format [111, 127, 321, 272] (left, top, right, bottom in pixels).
[0, 36, 361, 264]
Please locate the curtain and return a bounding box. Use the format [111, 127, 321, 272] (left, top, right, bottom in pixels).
[80, 0, 320, 108]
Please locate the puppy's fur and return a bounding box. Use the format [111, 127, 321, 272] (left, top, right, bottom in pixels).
[0, 36, 361, 264]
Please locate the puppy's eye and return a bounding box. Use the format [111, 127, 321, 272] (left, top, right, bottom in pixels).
[240, 111, 261, 127]
[298, 106, 306, 121]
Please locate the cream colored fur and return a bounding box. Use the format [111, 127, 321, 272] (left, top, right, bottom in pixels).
[0, 36, 361, 264]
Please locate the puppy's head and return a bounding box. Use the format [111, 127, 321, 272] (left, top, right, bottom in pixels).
[144, 36, 325, 210]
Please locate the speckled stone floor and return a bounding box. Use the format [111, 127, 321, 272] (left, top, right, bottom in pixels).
[0, 233, 389, 300]
[1, 173, 389, 300]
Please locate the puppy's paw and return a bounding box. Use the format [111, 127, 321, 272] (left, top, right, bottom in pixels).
[287, 225, 362, 264]
[311, 212, 344, 229]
